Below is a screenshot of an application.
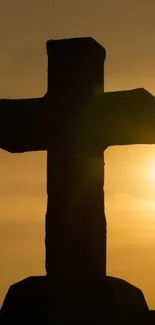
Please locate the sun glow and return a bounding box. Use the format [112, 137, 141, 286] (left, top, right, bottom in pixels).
[142, 153, 155, 186]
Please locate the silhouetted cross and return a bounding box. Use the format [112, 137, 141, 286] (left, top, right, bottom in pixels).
[1, 37, 155, 292]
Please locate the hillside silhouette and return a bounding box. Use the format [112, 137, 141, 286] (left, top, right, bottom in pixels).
[0, 37, 155, 323]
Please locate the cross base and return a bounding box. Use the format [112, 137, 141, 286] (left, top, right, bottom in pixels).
[0, 275, 149, 323]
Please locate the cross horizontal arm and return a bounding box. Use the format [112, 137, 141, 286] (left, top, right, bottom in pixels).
[0, 95, 48, 153]
[77, 88, 155, 156]
[1, 88, 155, 155]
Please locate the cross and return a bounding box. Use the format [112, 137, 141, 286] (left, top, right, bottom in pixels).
[1, 37, 155, 293]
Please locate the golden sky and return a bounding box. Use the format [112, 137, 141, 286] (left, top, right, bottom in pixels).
[1, 0, 155, 310]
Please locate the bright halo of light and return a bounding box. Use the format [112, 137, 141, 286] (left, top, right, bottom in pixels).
[142, 153, 155, 186]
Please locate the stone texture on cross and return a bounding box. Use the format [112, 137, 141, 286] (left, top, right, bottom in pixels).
[1, 38, 155, 293]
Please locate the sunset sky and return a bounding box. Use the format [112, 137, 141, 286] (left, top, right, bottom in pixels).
[1, 0, 155, 310]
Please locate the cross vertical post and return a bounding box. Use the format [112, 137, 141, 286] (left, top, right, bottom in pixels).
[45, 38, 107, 290]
